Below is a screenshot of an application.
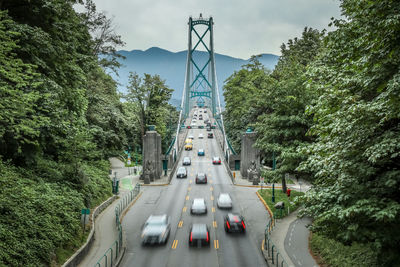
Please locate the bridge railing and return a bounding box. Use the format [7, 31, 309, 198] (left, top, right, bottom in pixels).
[94, 183, 141, 267]
[263, 214, 289, 267]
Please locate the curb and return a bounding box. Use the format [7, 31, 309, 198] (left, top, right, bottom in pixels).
[140, 183, 169, 186]
[115, 191, 143, 267]
[235, 184, 283, 189]
[256, 191, 274, 219]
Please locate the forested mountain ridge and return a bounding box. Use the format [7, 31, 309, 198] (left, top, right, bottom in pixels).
[112, 47, 279, 105]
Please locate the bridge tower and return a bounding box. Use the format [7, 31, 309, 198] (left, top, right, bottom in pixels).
[183, 14, 218, 118]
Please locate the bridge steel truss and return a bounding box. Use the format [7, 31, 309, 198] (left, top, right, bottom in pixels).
[183, 16, 217, 117]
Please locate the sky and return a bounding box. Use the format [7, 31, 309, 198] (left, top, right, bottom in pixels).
[83, 0, 342, 59]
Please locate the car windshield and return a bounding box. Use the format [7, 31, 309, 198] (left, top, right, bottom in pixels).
[199, 149, 204, 152]
[193, 199, 204, 208]
[178, 167, 186, 173]
[184, 157, 190, 162]
[192, 224, 207, 238]
[197, 173, 205, 178]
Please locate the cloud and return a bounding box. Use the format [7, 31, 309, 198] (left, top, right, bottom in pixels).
[86, 0, 341, 58]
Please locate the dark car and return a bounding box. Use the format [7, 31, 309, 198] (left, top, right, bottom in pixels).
[141, 214, 171, 245]
[176, 167, 187, 178]
[183, 157, 191, 166]
[207, 133, 213, 138]
[190, 198, 207, 214]
[195, 173, 207, 184]
[224, 213, 246, 233]
[212, 156, 221, 165]
[206, 126, 211, 131]
[189, 224, 210, 247]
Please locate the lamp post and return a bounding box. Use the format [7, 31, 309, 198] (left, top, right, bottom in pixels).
[272, 151, 276, 203]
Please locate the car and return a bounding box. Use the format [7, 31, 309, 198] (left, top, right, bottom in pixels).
[189, 223, 210, 247]
[204, 110, 207, 113]
[190, 198, 207, 214]
[187, 125, 192, 129]
[141, 215, 171, 245]
[191, 123, 197, 128]
[198, 133, 204, 139]
[183, 157, 191, 166]
[199, 117, 203, 120]
[206, 126, 211, 131]
[185, 143, 193, 150]
[195, 173, 207, 184]
[207, 133, 213, 138]
[212, 156, 221, 165]
[198, 149, 205, 156]
[176, 167, 187, 178]
[224, 213, 246, 233]
[217, 193, 232, 209]
[188, 135, 194, 139]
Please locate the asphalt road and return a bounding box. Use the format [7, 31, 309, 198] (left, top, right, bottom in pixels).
[120, 111, 268, 267]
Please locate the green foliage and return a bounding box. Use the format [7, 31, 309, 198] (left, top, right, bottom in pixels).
[310, 232, 378, 267]
[125, 72, 178, 153]
[223, 56, 274, 153]
[255, 27, 323, 181]
[258, 189, 304, 218]
[299, 0, 400, 264]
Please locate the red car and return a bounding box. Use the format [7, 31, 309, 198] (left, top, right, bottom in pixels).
[212, 157, 221, 165]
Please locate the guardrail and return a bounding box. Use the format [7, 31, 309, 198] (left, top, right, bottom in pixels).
[264, 214, 289, 267]
[94, 183, 141, 267]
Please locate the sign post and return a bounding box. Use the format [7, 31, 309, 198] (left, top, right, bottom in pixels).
[81, 208, 90, 237]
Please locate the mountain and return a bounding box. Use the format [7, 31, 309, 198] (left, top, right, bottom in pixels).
[112, 47, 279, 106]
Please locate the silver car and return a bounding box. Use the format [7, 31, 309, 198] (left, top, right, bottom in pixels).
[217, 193, 232, 209]
[191, 198, 207, 214]
[141, 215, 171, 245]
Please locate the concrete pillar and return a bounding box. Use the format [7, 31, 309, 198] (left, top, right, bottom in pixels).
[240, 131, 260, 179]
[142, 130, 162, 181]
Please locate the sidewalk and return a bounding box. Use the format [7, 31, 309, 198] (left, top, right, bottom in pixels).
[260, 178, 316, 267]
[78, 157, 140, 267]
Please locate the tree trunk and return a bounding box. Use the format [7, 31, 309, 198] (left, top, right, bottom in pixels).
[282, 174, 287, 193]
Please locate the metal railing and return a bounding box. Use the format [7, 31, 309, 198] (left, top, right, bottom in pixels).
[264, 214, 289, 267]
[94, 183, 141, 267]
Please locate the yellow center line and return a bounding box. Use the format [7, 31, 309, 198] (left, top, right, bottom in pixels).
[172, 239, 179, 249]
[183, 206, 187, 212]
[210, 186, 213, 191]
[188, 187, 191, 191]
[212, 207, 215, 213]
[214, 239, 219, 249]
[186, 195, 189, 200]
[213, 221, 217, 228]
[178, 220, 183, 228]
[211, 196, 214, 200]
[210, 179, 213, 184]
[189, 180, 192, 184]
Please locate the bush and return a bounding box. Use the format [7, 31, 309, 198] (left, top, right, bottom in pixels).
[310, 232, 378, 267]
[258, 188, 304, 218]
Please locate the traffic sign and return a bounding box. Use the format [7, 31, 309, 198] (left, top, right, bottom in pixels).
[81, 208, 90, 215]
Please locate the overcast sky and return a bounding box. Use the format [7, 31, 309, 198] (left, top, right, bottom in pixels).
[85, 0, 342, 59]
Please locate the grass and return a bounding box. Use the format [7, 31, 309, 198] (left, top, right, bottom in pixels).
[54, 229, 91, 266]
[310, 232, 378, 267]
[258, 188, 304, 218]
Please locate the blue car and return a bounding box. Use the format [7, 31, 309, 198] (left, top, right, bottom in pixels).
[198, 149, 205, 156]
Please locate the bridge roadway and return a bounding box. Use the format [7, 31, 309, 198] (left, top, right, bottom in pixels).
[120, 114, 267, 267]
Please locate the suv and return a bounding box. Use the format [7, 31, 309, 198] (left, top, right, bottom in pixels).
[207, 133, 213, 138]
[195, 173, 207, 184]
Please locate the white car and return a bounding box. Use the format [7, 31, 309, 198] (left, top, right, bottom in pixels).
[191, 198, 207, 214]
[198, 133, 204, 139]
[188, 135, 194, 139]
[217, 193, 232, 209]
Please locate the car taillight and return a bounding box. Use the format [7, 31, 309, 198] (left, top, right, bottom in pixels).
[206, 232, 209, 242]
[190, 232, 193, 242]
[226, 221, 230, 229]
[241, 221, 246, 229]
[218, 160, 221, 163]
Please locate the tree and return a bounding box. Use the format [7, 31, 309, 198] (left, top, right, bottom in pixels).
[223, 56, 274, 153]
[255, 27, 323, 182]
[299, 0, 400, 264]
[125, 72, 175, 151]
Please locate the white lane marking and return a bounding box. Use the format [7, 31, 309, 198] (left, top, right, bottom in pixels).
[298, 261, 302, 266]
